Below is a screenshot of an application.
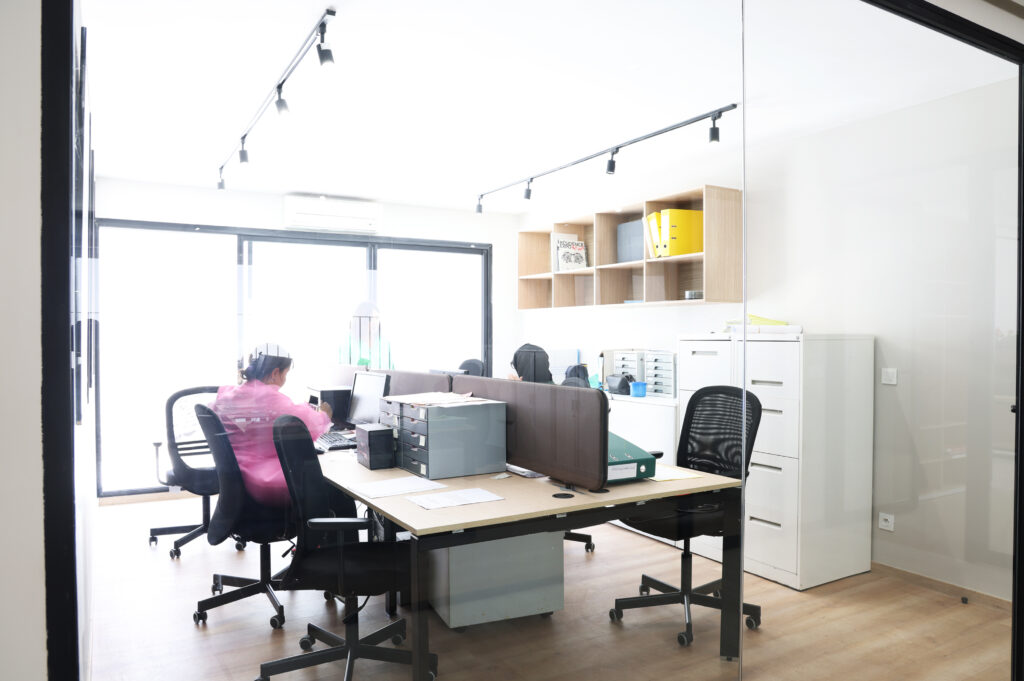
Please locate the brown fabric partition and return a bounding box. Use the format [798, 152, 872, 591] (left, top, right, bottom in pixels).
[452, 376, 608, 490]
[382, 369, 452, 396]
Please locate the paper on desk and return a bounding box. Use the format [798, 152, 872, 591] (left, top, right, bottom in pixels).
[650, 468, 704, 481]
[349, 476, 446, 499]
[407, 487, 503, 510]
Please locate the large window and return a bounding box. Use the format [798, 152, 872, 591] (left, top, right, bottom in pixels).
[95, 222, 490, 494]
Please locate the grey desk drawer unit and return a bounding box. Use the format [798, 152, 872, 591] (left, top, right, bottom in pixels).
[381, 396, 507, 480]
[643, 351, 675, 396]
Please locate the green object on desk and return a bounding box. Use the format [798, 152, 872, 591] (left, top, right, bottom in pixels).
[607, 432, 656, 483]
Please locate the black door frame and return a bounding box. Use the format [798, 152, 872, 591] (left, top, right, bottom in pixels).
[39, 0, 1024, 678]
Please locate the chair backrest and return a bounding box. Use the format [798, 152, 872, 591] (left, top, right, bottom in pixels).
[194, 403, 250, 544]
[272, 415, 335, 552]
[561, 363, 590, 388]
[165, 386, 220, 485]
[512, 343, 552, 383]
[458, 358, 486, 376]
[677, 386, 762, 479]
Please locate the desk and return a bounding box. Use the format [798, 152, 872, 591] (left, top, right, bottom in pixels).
[320, 451, 744, 680]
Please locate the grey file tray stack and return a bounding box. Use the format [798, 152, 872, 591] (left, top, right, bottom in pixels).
[451, 376, 609, 491]
[381, 393, 506, 480]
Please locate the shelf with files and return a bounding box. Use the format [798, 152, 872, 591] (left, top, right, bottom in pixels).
[516, 185, 741, 310]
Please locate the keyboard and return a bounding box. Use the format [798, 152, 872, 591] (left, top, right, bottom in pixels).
[315, 430, 357, 452]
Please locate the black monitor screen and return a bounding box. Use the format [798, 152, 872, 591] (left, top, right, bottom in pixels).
[347, 371, 391, 426]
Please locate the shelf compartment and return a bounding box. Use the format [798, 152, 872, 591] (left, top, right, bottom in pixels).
[518, 231, 553, 277]
[553, 271, 594, 307]
[518, 277, 552, 310]
[552, 219, 595, 272]
[645, 257, 704, 302]
[594, 209, 644, 266]
[597, 265, 644, 305]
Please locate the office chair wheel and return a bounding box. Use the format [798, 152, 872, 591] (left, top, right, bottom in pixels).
[193, 610, 207, 624]
[169, 547, 181, 559]
[235, 540, 247, 551]
[639, 585, 650, 596]
[391, 633, 405, 645]
[678, 631, 692, 647]
[149, 535, 157, 546]
[712, 590, 721, 599]
[585, 542, 595, 552]
[299, 636, 315, 651]
[323, 591, 335, 601]
[270, 614, 285, 629]
[211, 583, 223, 595]
[608, 608, 623, 622]
[745, 615, 760, 630]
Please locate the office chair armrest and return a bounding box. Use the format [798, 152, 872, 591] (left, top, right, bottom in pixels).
[649, 450, 664, 459]
[308, 517, 373, 532]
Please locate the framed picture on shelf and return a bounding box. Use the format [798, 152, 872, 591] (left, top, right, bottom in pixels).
[555, 239, 587, 271]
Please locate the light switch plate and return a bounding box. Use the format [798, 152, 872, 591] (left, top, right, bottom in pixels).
[878, 512, 895, 532]
[881, 368, 898, 385]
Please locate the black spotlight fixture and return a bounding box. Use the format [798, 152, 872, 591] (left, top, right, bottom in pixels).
[238, 135, 249, 163]
[275, 83, 289, 114]
[476, 196, 483, 214]
[217, 166, 225, 190]
[606, 148, 618, 175]
[709, 112, 721, 142]
[316, 21, 334, 65]
[524, 179, 532, 200]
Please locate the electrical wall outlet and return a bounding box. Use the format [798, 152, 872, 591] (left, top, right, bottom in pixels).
[878, 512, 895, 532]
[881, 368, 898, 385]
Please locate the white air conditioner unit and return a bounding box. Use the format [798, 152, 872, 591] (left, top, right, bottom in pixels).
[282, 194, 380, 232]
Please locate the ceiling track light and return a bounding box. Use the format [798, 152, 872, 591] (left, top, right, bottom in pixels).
[275, 83, 289, 114]
[474, 103, 737, 213]
[216, 7, 336, 188]
[524, 179, 533, 200]
[317, 21, 335, 66]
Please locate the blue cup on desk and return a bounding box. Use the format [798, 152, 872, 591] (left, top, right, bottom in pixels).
[629, 381, 647, 397]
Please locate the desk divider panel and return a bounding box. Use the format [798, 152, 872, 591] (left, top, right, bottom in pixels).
[452, 376, 608, 490]
[380, 369, 452, 396]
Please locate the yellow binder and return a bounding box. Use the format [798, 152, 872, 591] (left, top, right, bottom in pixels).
[660, 209, 703, 256]
[645, 212, 662, 258]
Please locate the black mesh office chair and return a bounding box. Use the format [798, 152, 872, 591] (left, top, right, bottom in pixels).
[511, 343, 552, 383]
[609, 385, 763, 647]
[148, 386, 221, 559]
[193, 404, 295, 629]
[458, 358, 485, 376]
[256, 415, 437, 681]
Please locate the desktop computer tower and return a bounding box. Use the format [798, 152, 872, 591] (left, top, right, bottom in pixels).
[308, 386, 351, 429]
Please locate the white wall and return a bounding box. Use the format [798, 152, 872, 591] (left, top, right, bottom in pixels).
[746, 77, 1018, 599]
[95, 178, 522, 376]
[0, 0, 48, 678]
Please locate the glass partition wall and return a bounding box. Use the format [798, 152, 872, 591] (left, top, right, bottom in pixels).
[741, 0, 1017, 677]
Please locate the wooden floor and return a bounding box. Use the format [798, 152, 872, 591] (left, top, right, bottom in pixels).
[90, 497, 1011, 681]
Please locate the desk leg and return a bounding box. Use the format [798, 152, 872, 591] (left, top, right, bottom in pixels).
[385, 519, 398, 616]
[409, 535, 430, 681]
[719, 486, 742, 660]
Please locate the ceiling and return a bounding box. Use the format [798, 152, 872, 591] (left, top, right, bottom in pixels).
[82, 0, 1016, 215]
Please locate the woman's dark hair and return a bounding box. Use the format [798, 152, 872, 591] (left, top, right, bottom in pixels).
[240, 344, 293, 382]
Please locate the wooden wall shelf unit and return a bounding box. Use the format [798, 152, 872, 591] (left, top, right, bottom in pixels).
[516, 185, 742, 310]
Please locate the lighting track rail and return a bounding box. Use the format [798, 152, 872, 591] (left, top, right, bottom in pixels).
[475, 103, 738, 213]
[217, 7, 336, 189]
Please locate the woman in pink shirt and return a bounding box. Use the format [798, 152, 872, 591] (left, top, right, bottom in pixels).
[211, 343, 354, 518]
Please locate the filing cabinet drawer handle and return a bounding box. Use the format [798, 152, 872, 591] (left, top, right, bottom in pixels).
[751, 379, 784, 387]
[691, 350, 718, 356]
[750, 462, 782, 473]
[748, 516, 782, 529]
[762, 408, 783, 415]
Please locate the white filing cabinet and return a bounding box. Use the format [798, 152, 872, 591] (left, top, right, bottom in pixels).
[677, 333, 874, 590]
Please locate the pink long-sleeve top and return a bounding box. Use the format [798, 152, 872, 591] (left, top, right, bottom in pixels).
[211, 379, 332, 507]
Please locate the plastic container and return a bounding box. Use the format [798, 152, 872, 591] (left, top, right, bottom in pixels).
[629, 381, 647, 397]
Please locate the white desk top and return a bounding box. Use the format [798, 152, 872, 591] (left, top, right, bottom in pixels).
[320, 451, 739, 537]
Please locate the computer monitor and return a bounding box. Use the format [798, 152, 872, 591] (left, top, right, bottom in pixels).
[346, 371, 391, 427]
